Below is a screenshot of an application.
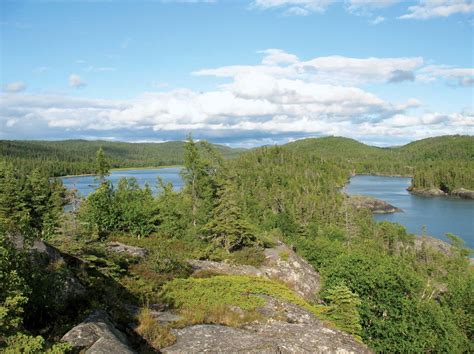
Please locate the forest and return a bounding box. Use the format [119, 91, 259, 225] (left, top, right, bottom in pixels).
[0, 139, 244, 177]
[2, 135, 472, 193]
[0, 135, 473, 352]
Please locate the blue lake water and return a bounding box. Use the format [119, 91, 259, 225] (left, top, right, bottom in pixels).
[345, 175, 474, 248]
[61, 169, 474, 249]
[60, 167, 184, 197]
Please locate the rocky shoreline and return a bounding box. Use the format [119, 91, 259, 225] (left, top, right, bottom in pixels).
[348, 195, 402, 214]
[408, 187, 474, 199]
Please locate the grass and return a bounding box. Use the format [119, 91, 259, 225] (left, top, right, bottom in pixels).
[135, 308, 176, 350]
[160, 275, 326, 327]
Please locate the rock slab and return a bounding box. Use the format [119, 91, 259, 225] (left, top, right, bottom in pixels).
[61, 310, 135, 354]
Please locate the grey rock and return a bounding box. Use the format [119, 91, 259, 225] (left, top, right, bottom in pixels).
[188, 244, 320, 301]
[261, 244, 321, 301]
[162, 321, 371, 353]
[9, 233, 86, 301]
[451, 188, 474, 199]
[348, 195, 401, 214]
[9, 233, 64, 263]
[107, 241, 148, 258]
[61, 310, 135, 353]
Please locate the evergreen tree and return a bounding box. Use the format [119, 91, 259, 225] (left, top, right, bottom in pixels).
[95, 147, 110, 180]
[201, 179, 256, 252]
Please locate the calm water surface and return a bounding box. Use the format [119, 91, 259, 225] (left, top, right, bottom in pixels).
[345, 175, 474, 248]
[60, 167, 184, 197]
[61, 170, 473, 248]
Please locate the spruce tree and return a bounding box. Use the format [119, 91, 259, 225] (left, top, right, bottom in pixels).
[95, 147, 110, 180]
[201, 179, 256, 252]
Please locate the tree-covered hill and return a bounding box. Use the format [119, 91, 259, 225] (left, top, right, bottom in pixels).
[0, 139, 245, 177]
[285, 135, 474, 193]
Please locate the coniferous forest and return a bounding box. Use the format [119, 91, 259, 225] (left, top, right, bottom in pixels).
[0, 135, 473, 352]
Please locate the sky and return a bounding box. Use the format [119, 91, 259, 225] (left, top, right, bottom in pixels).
[0, 0, 473, 147]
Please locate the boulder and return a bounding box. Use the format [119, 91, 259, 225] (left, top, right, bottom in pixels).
[61, 310, 135, 354]
[107, 242, 148, 258]
[188, 243, 320, 301]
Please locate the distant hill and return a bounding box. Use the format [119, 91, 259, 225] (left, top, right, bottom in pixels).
[284, 135, 474, 192]
[0, 139, 245, 177]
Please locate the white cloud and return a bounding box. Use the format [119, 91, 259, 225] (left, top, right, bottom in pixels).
[3, 82, 27, 93]
[417, 65, 474, 86]
[252, 0, 333, 15]
[399, 0, 474, 19]
[69, 74, 87, 89]
[1, 49, 472, 145]
[371, 16, 386, 24]
[195, 51, 424, 85]
[259, 49, 299, 65]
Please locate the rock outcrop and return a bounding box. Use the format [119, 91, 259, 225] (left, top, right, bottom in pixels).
[409, 188, 447, 197]
[9, 234, 86, 300]
[188, 243, 320, 301]
[107, 242, 148, 258]
[451, 188, 474, 199]
[162, 297, 371, 353]
[348, 195, 401, 214]
[61, 310, 135, 353]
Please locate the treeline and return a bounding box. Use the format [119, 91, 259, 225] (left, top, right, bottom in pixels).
[286, 135, 474, 193]
[0, 139, 244, 177]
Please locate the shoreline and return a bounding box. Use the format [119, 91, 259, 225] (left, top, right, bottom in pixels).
[59, 165, 183, 178]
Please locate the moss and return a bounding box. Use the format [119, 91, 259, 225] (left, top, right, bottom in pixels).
[161, 275, 326, 327]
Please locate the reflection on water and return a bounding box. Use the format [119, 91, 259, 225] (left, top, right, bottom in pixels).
[345, 175, 474, 248]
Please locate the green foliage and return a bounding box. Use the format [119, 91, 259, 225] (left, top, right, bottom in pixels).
[95, 147, 110, 180]
[79, 178, 157, 238]
[0, 239, 29, 335]
[0, 162, 65, 240]
[3, 333, 71, 353]
[323, 284, 362, 336]
[182, 135, 222, 228]
[0, 139, 244, 177]
[201, 180, 257, 252]
[161, 275, 324, 326]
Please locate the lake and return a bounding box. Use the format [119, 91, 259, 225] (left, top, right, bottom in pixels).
[61, 169, 474, 249]
[60, 167, 184, 197]
[345, 175, 474, 248]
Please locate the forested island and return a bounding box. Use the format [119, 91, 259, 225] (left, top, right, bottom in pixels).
[1, 135, 473, 353]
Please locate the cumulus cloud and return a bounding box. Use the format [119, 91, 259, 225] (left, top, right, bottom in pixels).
[370, 16, 386, 24]
[195, 50, 424, 86]
[2, 81, 26, 93]
[399, 0, 474, 20]
[69, 74, 87, 89]
[1, 50, 472, 146]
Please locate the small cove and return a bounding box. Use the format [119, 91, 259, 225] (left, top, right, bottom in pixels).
[345, 175, 474, 249]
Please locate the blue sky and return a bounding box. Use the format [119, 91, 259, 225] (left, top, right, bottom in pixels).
[1, 0, 473, 147]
